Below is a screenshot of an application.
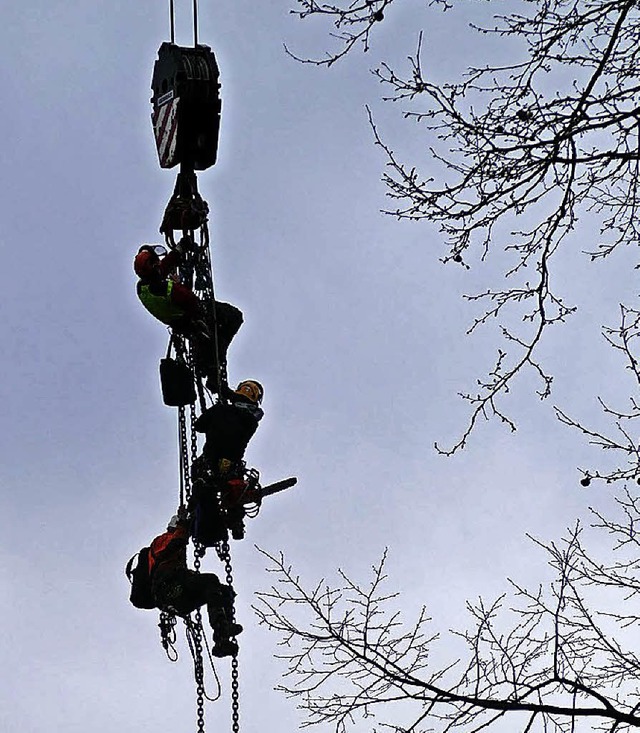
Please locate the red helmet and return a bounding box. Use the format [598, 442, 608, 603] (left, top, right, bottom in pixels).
[134, 246, 160, 279]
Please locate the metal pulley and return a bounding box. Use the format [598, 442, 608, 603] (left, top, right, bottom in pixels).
[151, 42, 222, 170]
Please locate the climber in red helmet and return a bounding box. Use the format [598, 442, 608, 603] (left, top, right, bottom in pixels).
[133, 243, 243, 385]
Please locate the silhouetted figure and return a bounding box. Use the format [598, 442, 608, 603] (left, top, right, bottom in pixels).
[133, 244, 243, 382]
[191, 381, 264, 543]
[149, 512, 242, 657]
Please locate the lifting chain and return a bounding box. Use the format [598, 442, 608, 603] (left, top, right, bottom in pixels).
[178, 403, 189, 509]
[192, 611, 206, 733]
[165, 169, 239, 733]
[187, 358, 208, 733]
[178, 343, 199, 515]
[186, 356, 205, 569]
[189, 401, 199, 481]
[216, 540, 241, 733]
[184, 611, 223, 733]
[231, 656, 240, 733]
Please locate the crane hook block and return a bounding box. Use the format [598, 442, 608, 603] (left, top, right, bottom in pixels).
[151, 42, 222, 171]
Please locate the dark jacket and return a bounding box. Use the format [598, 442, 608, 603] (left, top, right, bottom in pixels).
[195, 395, 263, 463]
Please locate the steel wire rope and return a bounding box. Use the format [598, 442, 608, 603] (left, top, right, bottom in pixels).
[193, 0, 199, 46]
[167, 0, 199, 45]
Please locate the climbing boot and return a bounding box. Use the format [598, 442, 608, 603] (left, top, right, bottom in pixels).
[222, 621, 244, 637]
[208, 584, 242, 639]
[211, 638, 239, 658]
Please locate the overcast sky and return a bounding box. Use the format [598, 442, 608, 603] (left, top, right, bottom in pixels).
[0, 1, 632, 731]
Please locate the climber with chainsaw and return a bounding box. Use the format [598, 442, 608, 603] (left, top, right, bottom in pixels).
[190, 379, 264, 543]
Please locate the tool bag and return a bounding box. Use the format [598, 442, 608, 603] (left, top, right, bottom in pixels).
[160, 356, 196, 406]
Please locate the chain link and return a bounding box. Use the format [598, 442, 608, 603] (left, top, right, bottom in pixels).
[178, 404, 188, 509]
[217, 540, 241, 733]
[189, 402, 199, 473]
[193, 611, 206, 733]
[231, 655, 240, 733]
[187, 363, 205, 571]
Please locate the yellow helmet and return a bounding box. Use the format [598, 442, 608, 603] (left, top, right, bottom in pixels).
[235, 380, 264, 404]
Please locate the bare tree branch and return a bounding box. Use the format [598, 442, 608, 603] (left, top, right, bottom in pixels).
[255, 519, 640, 733]
[286, 0, 402, 67]
[289, 0, 640, 455]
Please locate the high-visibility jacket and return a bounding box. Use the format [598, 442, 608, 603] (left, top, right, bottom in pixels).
[137, 279, 189, 325]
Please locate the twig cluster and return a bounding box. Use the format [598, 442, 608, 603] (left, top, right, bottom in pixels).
[291, 0, 640, 454]
[556, 305, 640, 485]
[286, 0, 399, 66]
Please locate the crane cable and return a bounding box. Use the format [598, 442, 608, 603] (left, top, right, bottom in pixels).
[168, 0, 200, 46]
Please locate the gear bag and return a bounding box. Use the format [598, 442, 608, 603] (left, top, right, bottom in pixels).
[160, 357, 196, 406]
[190, 479, 228, 546]
[125, 547, 157, 610]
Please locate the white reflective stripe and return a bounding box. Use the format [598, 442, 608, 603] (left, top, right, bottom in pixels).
[153, 98, 180, 167]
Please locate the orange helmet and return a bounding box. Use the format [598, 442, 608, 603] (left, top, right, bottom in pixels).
[133, 245, 160, 279]
[235, 380, 263, 404]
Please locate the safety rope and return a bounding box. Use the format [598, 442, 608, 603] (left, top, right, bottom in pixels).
[159, 611, 179, 662]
